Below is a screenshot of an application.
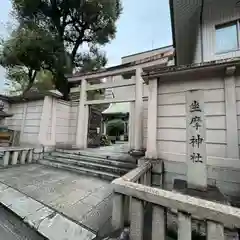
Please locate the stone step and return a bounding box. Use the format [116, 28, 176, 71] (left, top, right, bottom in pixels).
[39, 159, 119, 181]
[44, 156, 129, 175]
[55, 149, 137, 163]
[50, 152, 136, 170]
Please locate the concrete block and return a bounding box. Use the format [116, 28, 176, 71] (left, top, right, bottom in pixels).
[215, 180, 240, 197]
[64, 201, 93, 222]
[27, 150, 33, 163]
[0, 183, 8, 192]
[11, 151, 19, 165]
[178, 212, 191, 240]
[152, 205, 165, 240]
[207, 221, 224, 240]
[112, 194, 124, 230]
[152, 161, 163, 174]
[24, 207, 54, 229]
[80, 195, 113, 232]
[152, 174, 162, 187]
[8, 196, 44, 219]
[208, 166, 240, 184]
[3, 151, 10, 166]
[81, 195, 102, 206]
[164, 161, 187, 175]
[20, 150, 28, 164]
[137, 158, 146, 166]
[33, 153, 39, 161]
[38, 213, 96, 240]
[130, 198, 144, 240]
[0, 188, 25, 207]
[164, 172, 186, 187]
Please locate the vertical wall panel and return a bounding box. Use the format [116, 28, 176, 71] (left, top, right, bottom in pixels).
[55, 100, 71, 144]
[157, 77, 226, 158]
[21, 100, 43, 145]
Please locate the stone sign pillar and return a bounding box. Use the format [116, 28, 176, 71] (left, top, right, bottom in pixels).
[186, 90, 207, 190]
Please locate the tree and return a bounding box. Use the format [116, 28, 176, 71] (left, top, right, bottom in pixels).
[8, 0, 122, 99]
[107, 119, 124, 137]
[0, 24, 63, 95]
[4, 68, 54, 95]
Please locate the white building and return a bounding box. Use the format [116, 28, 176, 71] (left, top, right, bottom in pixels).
[2, 0, 240, 202]
[68, 0, 240, 201]
[143, 0, 240, 199]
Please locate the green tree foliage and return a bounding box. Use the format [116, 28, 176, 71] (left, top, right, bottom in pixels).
[5, 68, 54, 95]
[106, 119, 124, 137]
[0, 24, 63, 94]
[2, 0, 122, 99]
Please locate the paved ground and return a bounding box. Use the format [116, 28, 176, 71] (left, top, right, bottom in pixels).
[0, 204, 46, 240]
[0, 164, 113, 236]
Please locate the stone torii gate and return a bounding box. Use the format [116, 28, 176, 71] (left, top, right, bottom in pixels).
[69, 67, 144, 152]
[67, 52, 172, 154]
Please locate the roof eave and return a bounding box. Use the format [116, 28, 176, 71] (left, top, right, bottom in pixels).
[143, 58, 240, 82]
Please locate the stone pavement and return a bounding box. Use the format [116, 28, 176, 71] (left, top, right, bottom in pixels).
[0, 204, 46, 240]
[0, 164, 114, 239]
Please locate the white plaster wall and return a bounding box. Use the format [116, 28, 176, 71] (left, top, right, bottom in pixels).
[5, 100, 44, 145]
[154, 74, 240, 199]
[7, 103, 25, 131]
[55, 100, 71, 144]
[157, 76, 226, 159]
[21, 100, 43, 145]
[156, 76, 240, 196]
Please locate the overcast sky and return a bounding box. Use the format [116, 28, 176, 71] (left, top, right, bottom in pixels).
[0, 0, 172, 92]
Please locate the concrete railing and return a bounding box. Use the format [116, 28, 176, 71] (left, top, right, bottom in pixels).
[112, 161, 240, 240]
[0, 147, 34, 167]
[111, 161, 152, 232]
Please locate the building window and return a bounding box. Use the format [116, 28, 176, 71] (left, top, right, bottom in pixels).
[216, 22, 239, 53]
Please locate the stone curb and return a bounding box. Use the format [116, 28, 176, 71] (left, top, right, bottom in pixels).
[0, 182, 96, 240]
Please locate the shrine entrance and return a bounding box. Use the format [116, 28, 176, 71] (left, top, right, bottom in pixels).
[69, 66, 145, 152]
[86, 102, 131, 149]
[87, 106, 102, 148]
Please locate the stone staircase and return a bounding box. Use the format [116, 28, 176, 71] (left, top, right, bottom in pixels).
[39, 149, 137, 181]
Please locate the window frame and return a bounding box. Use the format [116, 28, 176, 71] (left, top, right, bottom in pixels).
[215, 20, 240, 54]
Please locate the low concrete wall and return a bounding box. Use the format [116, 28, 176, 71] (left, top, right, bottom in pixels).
[5, 100, 44, 146]
[152, 71, 240, 202]
[151, 160, 240, 204]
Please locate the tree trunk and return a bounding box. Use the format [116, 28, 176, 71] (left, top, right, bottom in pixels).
[54, 72, 70, 100]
